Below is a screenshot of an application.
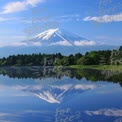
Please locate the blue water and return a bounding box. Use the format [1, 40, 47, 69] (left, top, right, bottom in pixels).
[0, 67, 122, 122]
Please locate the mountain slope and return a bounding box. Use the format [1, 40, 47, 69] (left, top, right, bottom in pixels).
[22, 28, 96, 46]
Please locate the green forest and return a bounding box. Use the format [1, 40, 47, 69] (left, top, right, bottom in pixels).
[0, 46, 122, 66]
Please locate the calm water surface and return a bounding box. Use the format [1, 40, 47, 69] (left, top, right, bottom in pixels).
[0, 66, 122, 122]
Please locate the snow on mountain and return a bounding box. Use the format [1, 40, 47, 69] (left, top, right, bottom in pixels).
[21, 83, 97, 104]
[22, 28, 97, 46]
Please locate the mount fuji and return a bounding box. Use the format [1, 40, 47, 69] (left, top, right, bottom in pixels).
[0, 28, 117, 57]
[22, 28, 96, 46]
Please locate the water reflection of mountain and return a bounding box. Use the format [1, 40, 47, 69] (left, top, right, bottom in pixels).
[0, 66, 100, 104]
[22, 83, 97, 104]
[0, 66, 122, 104]
[0, 66, 122, 86]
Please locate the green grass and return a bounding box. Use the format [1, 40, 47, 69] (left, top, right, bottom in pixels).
[70, 65, 122, 71]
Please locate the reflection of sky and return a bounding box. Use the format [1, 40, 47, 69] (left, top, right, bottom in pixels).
[0, 75, 122, 122]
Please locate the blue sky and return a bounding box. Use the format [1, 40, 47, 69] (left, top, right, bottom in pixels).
[0, 0, 122, 47]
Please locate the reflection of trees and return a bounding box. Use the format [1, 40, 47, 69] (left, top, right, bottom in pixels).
[76, 69, 122, 86]
[0, 66, 72, 80]
[0, 67, 122, 86]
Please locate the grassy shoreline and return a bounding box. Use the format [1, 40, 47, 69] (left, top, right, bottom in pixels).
[70, 65, 122, 71]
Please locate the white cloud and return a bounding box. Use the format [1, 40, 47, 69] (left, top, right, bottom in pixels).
[11, 42, 28, 46]
[85, 108, 122, 117]
[50, 40, 72, 46]
[1, 1, 27, 14]
[74, 84, 97, 90]
[0, 17, 18, 21]
[83, 13, 122, 23]
[12, 41, 42, 47]
[74, 40, 96, 46]
[26, 0, 44, 7]
[51, 84, 97, 91]
[1, 0, 44, 14]
[0, 40, 97, 47]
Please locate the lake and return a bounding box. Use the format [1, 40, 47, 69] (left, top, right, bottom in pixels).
[0, 66, 122, 122]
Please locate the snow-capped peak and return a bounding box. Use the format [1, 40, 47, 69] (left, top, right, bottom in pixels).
[37, 28, 59, 40]
[23, 28, 97, 46]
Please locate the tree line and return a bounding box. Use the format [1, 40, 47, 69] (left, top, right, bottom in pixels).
[0, 46, 122, 66]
